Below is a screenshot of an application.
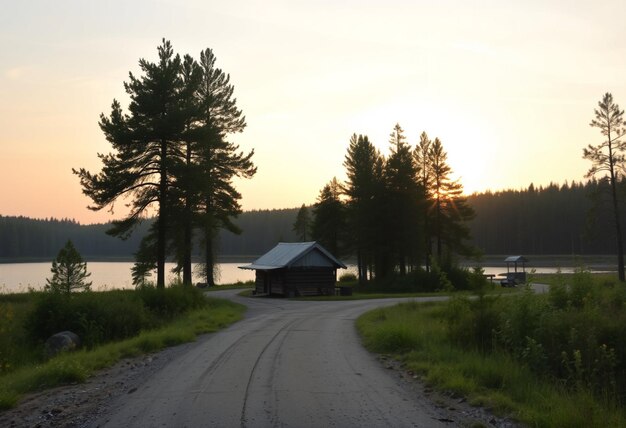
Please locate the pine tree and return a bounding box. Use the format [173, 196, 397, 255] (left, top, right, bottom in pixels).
[73, 40, 186, 288]
[45, 240, 92, 294]
[194, 48, 256, 286]
[75, 43, 255, 288]
[583, 92, 626, 281]
[311, 178, 345, 256]
[131, 225, 157, 288]
[428, 138, 475, 264]
[293, 204, 311, 241]
[414, 131, 434, 271]
[342, 134, 385, 283]
[171, 54, 203, 285]
[384, 123, 421, 275]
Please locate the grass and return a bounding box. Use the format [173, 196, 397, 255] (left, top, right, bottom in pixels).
[356, 300, 626, 427]
[292, 291, 445, 301]
[0, 296, 245, 410]
[533, 272, 619, 286]
[203, 280, 254, 291]
[289, 283, 519, 301]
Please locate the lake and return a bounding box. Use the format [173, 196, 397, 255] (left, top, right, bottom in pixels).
[0, 262, 258, 293]
[0, 260, 596, 293]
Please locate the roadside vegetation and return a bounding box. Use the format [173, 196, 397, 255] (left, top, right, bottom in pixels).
[357, 270, 626, 427]
[291, 267, 519, 301]
[0, 285, 245, 410]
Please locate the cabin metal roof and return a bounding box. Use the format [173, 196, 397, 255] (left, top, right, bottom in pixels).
[240, 242, 347, 271]
[504, 256, 528, 263]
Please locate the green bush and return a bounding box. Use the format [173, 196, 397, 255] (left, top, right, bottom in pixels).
[445, 294, 500, 353]
[0, 293, 39, 373]
[338, 272, 357, 283]
[25, 291, 147, 348]
[25, 286, 207, 350]
[449, 269, 626, 403]
[137, 285, 206, 319]
[352, 263, 479, 294]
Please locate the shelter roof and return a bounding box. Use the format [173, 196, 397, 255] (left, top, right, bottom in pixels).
[240, 242, 347, 270]
[504, 256, 529, 263]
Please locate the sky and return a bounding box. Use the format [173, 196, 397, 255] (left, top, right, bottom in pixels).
[1, 0, 625, 224]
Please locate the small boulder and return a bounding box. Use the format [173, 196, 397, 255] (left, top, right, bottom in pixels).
[44, 331, 81, 358]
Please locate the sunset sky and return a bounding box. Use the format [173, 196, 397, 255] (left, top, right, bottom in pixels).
[1, 1, 625, 224]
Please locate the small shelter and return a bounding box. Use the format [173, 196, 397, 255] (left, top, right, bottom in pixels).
[502, 255, 529, 286]
[240, 242, 347, 297]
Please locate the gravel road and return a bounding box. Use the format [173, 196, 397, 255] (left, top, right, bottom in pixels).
[1, 290, 521, 427]
[91, 291, 453, 427]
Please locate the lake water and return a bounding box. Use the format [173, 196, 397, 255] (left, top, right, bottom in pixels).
[0, 261, 591, 293]
[0, 262, 257, 293]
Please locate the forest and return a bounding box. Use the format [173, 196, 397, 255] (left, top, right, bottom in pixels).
[0, 178, 622, 261]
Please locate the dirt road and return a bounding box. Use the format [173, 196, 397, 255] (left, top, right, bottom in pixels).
[0, 290, 521, 427]
[91, 290, 461, 427]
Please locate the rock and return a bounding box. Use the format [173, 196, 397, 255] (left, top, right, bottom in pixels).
[44, 331, 81, 358]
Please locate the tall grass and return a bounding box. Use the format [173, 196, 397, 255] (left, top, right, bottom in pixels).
[0, 296, 245, 410]
[356, 275, 626, 427]
[23, 285, 209, 351]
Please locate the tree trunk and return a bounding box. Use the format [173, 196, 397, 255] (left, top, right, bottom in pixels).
[424, 206, 431, 272]
[610, 172, 625, 281]
[183, 218, 192, 285]
[399, 258, 406, 276]
[205, 199, 215, 287]
[436, 196, 442, 261]
[205, 225, 215, 287]
[157, 139, 167, 289]
[357, 250, 365, 285]
[182, 141, 193, 286]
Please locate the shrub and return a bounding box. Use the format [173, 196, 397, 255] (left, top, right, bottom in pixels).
[485, 270, 626, 402]
[338, 272, 357, 283]
[0, 302, 15, 373]
[25, 291, 148, 349]
[137, 285, 206, 319]
[445, 294, 500, 353]
[356, 268, 448, 293]
[25, 285, 208, 352]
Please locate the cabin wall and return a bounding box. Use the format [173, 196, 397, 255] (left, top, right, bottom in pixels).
[255, 267, 338, 296]
[285, 268, 336, 296]
[255, 271, 266, 294]
[254, 270, 286, 295]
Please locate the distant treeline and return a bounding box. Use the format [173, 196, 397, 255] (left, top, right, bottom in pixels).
[0, 209, 299, 261]
[469, 180, 620, 255]
[0, 179, 622, 261]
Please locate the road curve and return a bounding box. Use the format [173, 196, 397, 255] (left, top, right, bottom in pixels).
[92, 291, 451, 428]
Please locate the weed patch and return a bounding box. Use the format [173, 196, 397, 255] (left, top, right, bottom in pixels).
[0, 295, 244, 410]
[356, 280, 626, 427]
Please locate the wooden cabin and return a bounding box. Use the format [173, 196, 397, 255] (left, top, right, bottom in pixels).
[239, 242, 347, 297]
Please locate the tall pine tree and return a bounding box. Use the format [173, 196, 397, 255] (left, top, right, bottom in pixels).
[74, 40, 186, 288]
[195, 48, 256, 286]
[414, 131, 434, 271]
[342, 133, 385, 283]
[293, 204, 311, 241]
[75, 42, 255, 288]
[428, 138, 475, 264]
[384, 123, 421, 275]
[311, 178, 345, 256]
[583, 92, 626, 281]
